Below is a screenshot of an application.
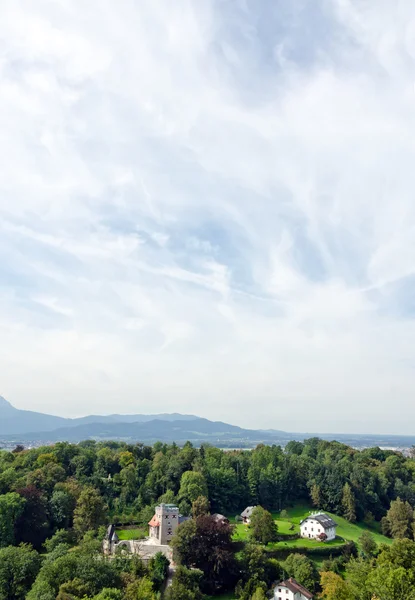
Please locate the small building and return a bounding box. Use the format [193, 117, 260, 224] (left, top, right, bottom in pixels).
[241, 506, 256, 524]
[106, 524, 119, 543]
[102, 524, 119, 554]
[273, 578, 313, 600]
[212, 513, 230, 525]
[300, 512, 337, 541]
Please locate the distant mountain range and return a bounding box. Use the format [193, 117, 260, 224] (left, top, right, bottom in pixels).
[1, 396, 414, 449]
[0, 396, 197, 434]
[0, 396, 289, 445]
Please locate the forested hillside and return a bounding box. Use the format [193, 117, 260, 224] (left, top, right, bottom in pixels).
[1, 438, 415, 599]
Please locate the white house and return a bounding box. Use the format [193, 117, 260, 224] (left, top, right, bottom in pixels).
[241, 506, 256, 524]
[274, 578, 313, 600]
[300, 512, 337, 541]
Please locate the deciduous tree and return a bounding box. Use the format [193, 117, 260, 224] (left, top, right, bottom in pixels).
[172, 515, 236, 594]
[178, 471, 208, 504]
[320, 571, 353, 600]
[73, 487, 107, 537]
[249, 506, 278, 545]
[192, 495, 210, 518]
[284, 553, 318, 592]
[0, 492, 25, 547]
[0, 544, 41, 600]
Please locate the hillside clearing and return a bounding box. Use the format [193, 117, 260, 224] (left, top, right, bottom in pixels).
[231, 503, 392, 549]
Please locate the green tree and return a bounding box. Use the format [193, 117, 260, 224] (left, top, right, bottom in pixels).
[92, 590, 123, 600]
[44, 529, 74, 553]
[284, 553, 318, 592]
[178, 471, 208, 504]
[342, 483, 357, 523]
[381, 516, 391, 537]
[27, 544, 119, 599]
[358, 531, 377, 556]
[15, 486, 49, 549]
[377, 538, 415, 570]
[367, 564, 415, 600]
[167, 566, 203, 600]
[320, 572, 354, 600]
[148, 552, 170, 591]
[310, 483, 322, 508]
[118, 451, 136, 469]
[73, 487, 107, 537]
[249, 506, 278, 544]
[172, 515, 237, 594]
[0, 544, 41, 600]
[56, 577, 89, 599]
[385, 498, 413, 539]
[346, 557, 373, 600]
[171, 518, 197, 566]
[125, 577, 156, 600]
[251, 588, 266, 600]
[50, 489, 76, 530]
[237, 544, 281, 595]
[0, 493, 25, 547]
[191, 495, 210, 518]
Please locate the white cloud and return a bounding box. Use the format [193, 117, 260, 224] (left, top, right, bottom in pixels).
[0, 0, 415, 433]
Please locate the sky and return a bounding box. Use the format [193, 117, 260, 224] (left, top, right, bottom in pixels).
[1, 1, 415, 434]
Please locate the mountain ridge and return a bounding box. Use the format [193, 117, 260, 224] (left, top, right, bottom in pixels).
[0, 396, 202, 435]
[0, 416, 290, 444]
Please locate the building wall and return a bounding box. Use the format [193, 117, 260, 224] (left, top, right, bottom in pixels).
[149, 525, 159, 539]
[274, 586, 294, 599]
[109, 540, 173, 562]
[155, 504, 180, 545]
[274, 589, 310, 600]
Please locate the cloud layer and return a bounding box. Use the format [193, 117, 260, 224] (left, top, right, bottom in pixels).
[1, 0, 415, 433]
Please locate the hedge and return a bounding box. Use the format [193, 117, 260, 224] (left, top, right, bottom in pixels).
[276, 534, 300, 542]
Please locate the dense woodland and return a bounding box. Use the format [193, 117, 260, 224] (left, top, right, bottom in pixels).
[1, 438, 415, 599]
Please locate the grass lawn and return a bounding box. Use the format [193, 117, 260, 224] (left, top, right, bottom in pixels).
[205, 594, 236, 600]
[116, 527, 146, 541]
[231, 503, 392, 550]
[268, 536, 343, 550]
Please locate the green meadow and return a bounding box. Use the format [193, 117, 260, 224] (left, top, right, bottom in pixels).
[230, 503, 392, 550]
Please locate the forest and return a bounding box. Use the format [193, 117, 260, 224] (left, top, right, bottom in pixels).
[1, 437, 415, 599]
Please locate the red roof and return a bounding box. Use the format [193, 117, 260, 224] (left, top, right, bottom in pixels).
[276, 578, 313, 599]
[148, 515, 160, 527]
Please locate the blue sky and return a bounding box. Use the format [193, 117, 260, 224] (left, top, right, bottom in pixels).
[1, 0, 415, 433]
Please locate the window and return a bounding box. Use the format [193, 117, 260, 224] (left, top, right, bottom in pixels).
[278, 589, 281, 593]
[304, 527, 307, 530]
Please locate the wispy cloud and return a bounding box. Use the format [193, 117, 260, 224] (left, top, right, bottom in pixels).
[1, 0, 415, 433]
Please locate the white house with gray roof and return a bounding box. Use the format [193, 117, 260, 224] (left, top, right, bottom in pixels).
[300, 512, 337, 541]
[241, 506, 256, 524]
[274, 578, 313, 600]
[273, 577, 313, 600]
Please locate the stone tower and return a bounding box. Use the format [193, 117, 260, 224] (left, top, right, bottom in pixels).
[149, 503, 180, 545]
